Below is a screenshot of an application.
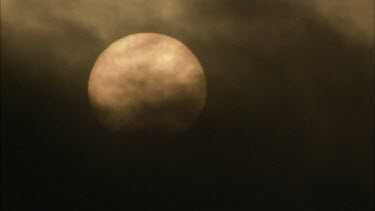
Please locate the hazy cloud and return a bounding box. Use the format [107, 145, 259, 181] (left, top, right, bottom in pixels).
[2, 1, 373, 209]
[2, 0, 373, 69]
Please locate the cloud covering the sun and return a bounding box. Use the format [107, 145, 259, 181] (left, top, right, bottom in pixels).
[2, 0, 373, 185]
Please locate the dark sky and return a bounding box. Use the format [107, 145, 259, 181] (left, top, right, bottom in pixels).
[2, 0, 374, 210]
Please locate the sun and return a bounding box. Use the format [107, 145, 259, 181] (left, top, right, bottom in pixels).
[88, 33, 206, 137]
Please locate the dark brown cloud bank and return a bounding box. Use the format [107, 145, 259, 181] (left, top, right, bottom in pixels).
[2, 0, 373, 210]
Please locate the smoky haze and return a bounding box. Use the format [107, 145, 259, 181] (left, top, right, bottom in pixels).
[2, 0, 373, 68]
[2, 0, 373, 210]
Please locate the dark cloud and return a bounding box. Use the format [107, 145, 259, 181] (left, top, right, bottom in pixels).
[2, 0, 373, 210]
